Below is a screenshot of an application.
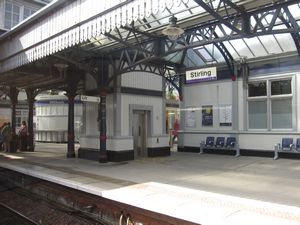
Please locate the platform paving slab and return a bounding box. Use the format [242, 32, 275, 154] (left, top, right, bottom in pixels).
[0, 143, 300, 224]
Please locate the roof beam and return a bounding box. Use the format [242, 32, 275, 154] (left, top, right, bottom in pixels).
[193, 0, 247, 35]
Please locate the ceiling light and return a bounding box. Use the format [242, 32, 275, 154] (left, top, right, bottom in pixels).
[162, 16, 184, 40]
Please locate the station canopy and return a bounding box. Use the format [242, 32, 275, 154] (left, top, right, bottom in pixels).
[0, 0, 299, 88]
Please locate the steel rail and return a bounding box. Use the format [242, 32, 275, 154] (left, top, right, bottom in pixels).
[0, 202, 40, 225]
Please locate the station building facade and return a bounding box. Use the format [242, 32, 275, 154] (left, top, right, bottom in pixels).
[180, 55, 300, 154]
[0, 0, 299, 161]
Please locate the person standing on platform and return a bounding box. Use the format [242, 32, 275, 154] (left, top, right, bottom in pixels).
[172, 118, 180, 145]
[18, 121, 28, 151]
[2, 122, 12, 152]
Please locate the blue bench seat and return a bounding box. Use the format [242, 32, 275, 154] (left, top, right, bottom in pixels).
[274, 138, 300, 160]
[200, 136, 240, 157]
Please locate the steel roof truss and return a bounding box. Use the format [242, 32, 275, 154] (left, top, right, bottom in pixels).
[193, 0, 248, 35]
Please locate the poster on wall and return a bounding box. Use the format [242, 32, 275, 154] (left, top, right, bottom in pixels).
[219, 105, 232, 126]
[202, 105, 213, 126]
[185, 108, 196, 128]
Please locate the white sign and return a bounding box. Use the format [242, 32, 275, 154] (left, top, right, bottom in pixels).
[186, 67, 217, 84]
[219, 105, 232, 126]
[185, 109, 196, 128]
[80, 95, 100, 103]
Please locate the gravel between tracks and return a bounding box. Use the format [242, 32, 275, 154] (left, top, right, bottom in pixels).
[0, 184, 103, 225]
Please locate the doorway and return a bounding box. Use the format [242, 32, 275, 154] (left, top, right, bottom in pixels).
[132, 110, 148, 158]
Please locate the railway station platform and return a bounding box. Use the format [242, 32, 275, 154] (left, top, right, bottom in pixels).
[0, 143, 300, 224]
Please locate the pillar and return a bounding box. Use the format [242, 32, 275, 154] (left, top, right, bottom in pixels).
[99, 90, 108, 163]
[66, 91, 76, 158]
[25, 88, 36, 151]
[64, 67, 83, 158]
[9, 87, 19, 152]
[9, 87, 18, 133]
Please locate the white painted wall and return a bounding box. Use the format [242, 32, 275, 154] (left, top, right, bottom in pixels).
[183, 80, 233, 131]
[121, 71, 162, 91]
[181, 71, 300, 152]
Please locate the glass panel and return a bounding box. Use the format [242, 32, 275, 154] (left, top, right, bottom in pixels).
[248, 82, 267, 97]
[223, 41, 239, 59]
[228, 39, 253, 58]
[214, 25, 225, 37]
[13, 14, 19, 21]
[24, 8, 30, 19]
[248, 101, 267, 129]
[184, 49, 205, 67]
[5, 12, 11, 20]
[13, 5, 19, 13]
[221, 24, 232, 35]
[271, 80, 291, 95]
[258, 35, 282, 54]
[5, 2, 12, 12]
[198, 48, 214, 62]
[262, 14, 273, 25]
[12, 20, 18, 27]
[4, 20, 11, 29]
[275, 33, 296, 52]
[4, 2, 13, 29]
[243, 37, 267, 57]
[272, 98, 292, 129]
[205, 44, 225, 62]
[164, 51, 183, 63]
[288, 4, 300, 16]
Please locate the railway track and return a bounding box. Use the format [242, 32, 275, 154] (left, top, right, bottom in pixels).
[0, 173, 106, 225]
[0, 202, 40, 225]
[0, 167, 197, 225]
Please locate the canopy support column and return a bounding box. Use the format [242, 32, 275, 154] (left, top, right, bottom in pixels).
[25, 88, 38, 151]
[9, 87, 19, 152]
[99, 90, 108, 163]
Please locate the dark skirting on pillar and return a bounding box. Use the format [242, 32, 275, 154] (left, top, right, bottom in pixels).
[78, 148, 134, 162]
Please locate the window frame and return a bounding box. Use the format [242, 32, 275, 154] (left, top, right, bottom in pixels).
[23, 7, 36, 20]
[4, 0, 22, 29]
[246, 74, 295, 131]
[4, 0, 38, 29]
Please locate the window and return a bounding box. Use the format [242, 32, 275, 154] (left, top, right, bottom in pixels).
[4, 1, 20, 29]
[4, 1, 37, 29]
[23, 7, 36, 20]
[248, 100, 267, 129]
[247, 77, 294, 130]
[248, 82, 267, 97]
[271, 98, 292, 129]
[271, 80, 291, 95]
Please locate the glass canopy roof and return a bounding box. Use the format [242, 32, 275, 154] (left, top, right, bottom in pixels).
[166, 3, 300, 67]
[82, 0, 300, 70]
